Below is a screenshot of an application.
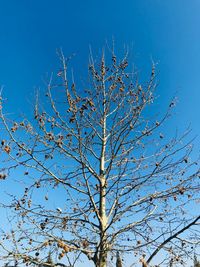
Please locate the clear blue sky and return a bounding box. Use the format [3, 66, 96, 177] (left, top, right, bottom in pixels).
[0, 0, 199, 138]
[0, 1, 199, 266]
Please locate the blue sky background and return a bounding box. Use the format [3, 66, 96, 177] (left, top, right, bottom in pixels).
[0, 0, 199, 132]
[0, 1, 199, 266]
[0, 0, 199, 139]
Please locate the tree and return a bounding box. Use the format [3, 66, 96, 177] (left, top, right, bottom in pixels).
[0, 47, 199, 267]
[194, 256, 200, 267]
[116, 252, 122, 267]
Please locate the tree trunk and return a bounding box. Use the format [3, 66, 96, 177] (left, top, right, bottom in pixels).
[98, 249, 107, 267]
[98, 151, 108, 267]
[98, 74, 108, 267]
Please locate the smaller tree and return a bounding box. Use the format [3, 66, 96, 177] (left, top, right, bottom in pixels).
[194, 256, 200, 267]
[116, 252, 122, 267]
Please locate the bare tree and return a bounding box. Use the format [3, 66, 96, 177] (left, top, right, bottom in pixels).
[0, 47, 199, 267]
[194, 256, 200, 267]
[116, 252, 122, 267]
